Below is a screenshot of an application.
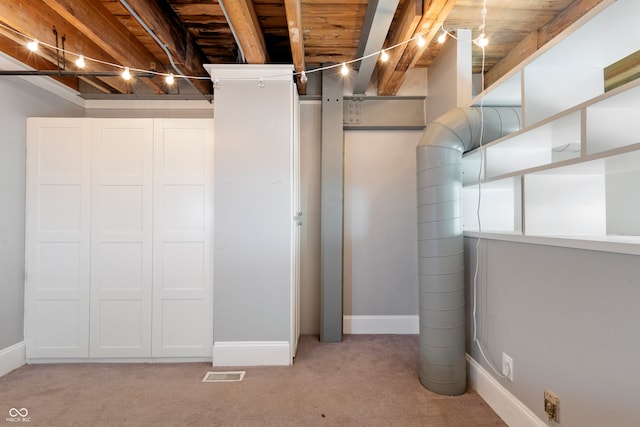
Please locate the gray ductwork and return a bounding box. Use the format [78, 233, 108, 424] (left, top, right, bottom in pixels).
[417, 106, 521, 395]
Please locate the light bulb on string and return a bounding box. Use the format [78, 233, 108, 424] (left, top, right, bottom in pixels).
[380, 49, 389, 62]
[341, 62, 349, 76]
[437, 32, 447, 44]
[122, 67, 131, 81]
[417, 35, 426, 47]
[475, 34, 489, 47]
[165, 73, 174, 85]
[300, 71, 308, 83]
[27, 39, 39, 52]
[75, 55, 85, 68]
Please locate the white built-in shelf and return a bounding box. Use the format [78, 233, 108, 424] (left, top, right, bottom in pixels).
[462, 0, 640, 251]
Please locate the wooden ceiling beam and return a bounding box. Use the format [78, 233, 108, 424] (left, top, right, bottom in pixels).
[218, 0, 269, 64]
[485, 0, 608, 88]
[374, 0, 422, 95]
[115, 0, 212, 95]
[284, 0, 306, 94]
[377, 0, 454, 96]
[41, 0, 166, 94]
[0, 1, 133, 94]
[0, 30, 79, 91]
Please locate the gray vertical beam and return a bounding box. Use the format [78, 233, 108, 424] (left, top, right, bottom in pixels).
[320, 67, 344, 342]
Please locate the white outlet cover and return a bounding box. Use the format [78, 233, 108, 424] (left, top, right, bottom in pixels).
[502, 352, 514, 381]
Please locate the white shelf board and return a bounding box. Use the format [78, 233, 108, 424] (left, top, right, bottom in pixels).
[484, 111, 581, 179]
[464, 231, 640, 256]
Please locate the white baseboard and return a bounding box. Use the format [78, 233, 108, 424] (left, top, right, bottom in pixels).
[467, 354, 546, 427]
[343, 315, 419, 334]
[212, 341, 291, 366]
[0, 341, 26, 377]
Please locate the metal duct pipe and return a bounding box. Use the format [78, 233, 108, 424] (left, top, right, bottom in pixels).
[417, 106, 521, 395]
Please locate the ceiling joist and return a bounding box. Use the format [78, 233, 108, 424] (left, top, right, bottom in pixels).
[218, 0, 269, 64]
[378, 0, 455, 96]
[0, 1, 134, 94]
[284, 0, 306, 94]
[375, 0, 422, 96]
[41, 0, 166, 94]
[117, 0, 212, 95]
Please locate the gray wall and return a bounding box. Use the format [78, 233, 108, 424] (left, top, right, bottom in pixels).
[343, 130, 420, 316]
[212, 80, 293, 342]
[465, 237, 640, 426]
[297, 103, 422, 334]
[0, 77, 84, 350]
[299, 102, 322, 335]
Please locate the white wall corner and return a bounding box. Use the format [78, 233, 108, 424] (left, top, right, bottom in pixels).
[0, 342, 26, 377]
[467, 354, 546, 427]
[343, 315, 419, 334]
[212, 341, 291, 366]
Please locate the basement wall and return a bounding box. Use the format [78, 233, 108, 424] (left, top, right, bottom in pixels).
[465, 237, 640, 426]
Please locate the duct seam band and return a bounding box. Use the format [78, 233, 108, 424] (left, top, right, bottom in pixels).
[418, 217, 461, 225]
[418, 251, 464, 258]
[420, 341, 466, 349]
[419, 287, 465, 294]
[419, 269, 465, 276]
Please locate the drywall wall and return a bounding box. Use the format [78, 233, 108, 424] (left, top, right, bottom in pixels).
[426, 29, 472, 122]
[211, 72, 294, 344]
[343, 130, 420, 317]
[299, 101, 322, 335]
[465, 236, 640, 426]
[0, 77, 84, 350]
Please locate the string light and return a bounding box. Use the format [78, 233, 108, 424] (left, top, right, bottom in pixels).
[475, 34, 489, 47]
[2, 6, 490, 88]
[27, 39, 39, 52]
[258, 77, 265, 88]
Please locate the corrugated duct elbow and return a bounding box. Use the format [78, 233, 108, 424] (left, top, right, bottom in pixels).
[416, 106, 521, 395]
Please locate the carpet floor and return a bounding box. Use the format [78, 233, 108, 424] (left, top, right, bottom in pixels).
[0, 335, 505, 426]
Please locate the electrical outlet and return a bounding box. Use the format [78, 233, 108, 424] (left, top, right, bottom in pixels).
[502, 352, 513, 381]
[544, 390, 560, 423]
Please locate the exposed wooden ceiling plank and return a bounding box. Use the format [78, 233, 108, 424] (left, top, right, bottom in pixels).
[352, 0, 400, 95]
[218, 0, 269, 64]
[0, 30, 79, 91]
[0, 1, 134, 94]
[284, 0, 306, 94]
[485, 0, 609, 88]
[116, 0, 212, 95]
[374, 0, 422, 96]
[41, 0, 166, 94]
[378, 0, 455, 96]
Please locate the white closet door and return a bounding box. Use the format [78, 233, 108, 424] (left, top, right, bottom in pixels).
[152, 119, 213, 357]
[90, 119, 153, 358]
[25, 118, 91, 358]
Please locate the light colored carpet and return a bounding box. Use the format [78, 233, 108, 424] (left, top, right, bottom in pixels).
[0, 335, 505, 426]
